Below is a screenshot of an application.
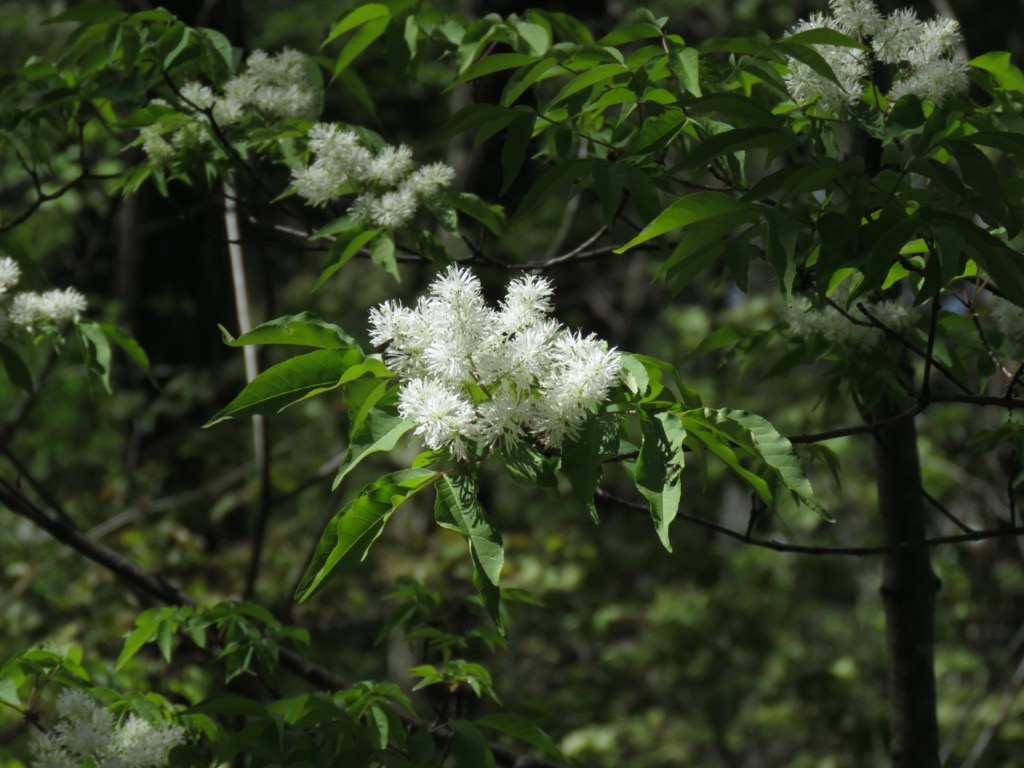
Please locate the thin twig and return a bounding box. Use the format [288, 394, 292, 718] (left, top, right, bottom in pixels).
[596, 489, 1024, 556]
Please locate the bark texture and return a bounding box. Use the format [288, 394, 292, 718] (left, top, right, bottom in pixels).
[873, 399, 941, 767]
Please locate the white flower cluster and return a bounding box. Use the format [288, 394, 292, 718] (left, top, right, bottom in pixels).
[291, 123, 456, 228]
[783, 293, 915, 350]
[785, 0, 968, 112]
[369, 267, 622, 457]
[0, 255, 87, 332]
[141, 48, 317, 162]
[30, 689, 185, 768]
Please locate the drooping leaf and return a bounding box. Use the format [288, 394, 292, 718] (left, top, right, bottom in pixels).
[561, 415, 621, 523]
[295, 469, 438, 601]
[0, 342, 33, 392]
[712, 408, 832, 521]
[435, 475, 505, 628]
[635, 410, 687, 551]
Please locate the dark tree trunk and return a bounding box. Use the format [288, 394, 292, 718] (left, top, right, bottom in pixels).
[873, 399, 941, 767]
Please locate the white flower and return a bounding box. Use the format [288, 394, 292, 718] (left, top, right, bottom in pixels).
[9, 288, 87, 329]
[889, 58, 969, 106]
[785, 14, 869, 111]
[179, 81, 216, 111]
[140, 126, 176, 163]
[371, 268, 622, 455]
[290, 162, 340, 207]
[872, 8, 922, 64]
[0, 256, 21, 294]
[401, 162, 456, 198]
[498, 274, 554, 333]
[478, 384, 534, 449]
[370, 188, 417, 228]
[51, 689, 117, 759]
[116, 715, 186, 768]
[909, 17, 962, 67]
[829, 0, 882, 38]
[29, 732, 75, 768]
[783, 294, 914, 350]
[367, 144, 414, 186]
[224, 48, 317, 120]
[30, 690, 186, 768]
[398, 378, 479, 459]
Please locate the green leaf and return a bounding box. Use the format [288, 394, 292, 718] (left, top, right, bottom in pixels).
[444, 191, 506, 236]
[783, 28, 869, 50]
[597, 23, 662, 46]
[45, 3, 127, 24]
[678, 127, 796, 172]
[333, 408, 416, 490]
[221, 312, 357, 349]
[670, 47, 702, 97]
[97, 324, 155, 386]
[616, 192, 759, 253]
[0, 678, 19, 709]
[475, 714, 568, 764]
[115, 621, 158, 671]
[561, 415, 620, 523]
[680, 409, 774, 506]
[501, 56, 559, 105]
[436, 103, 515, 141]
[314, 229, 383, 291]
[334, 17, 390, 77]
[635, 410, 687, 551]
[205, 348, 363, 427]
[0, 342, 32, 392]
[500, 112, 535, 194]
[627, 109, 687, 155]
[514, 159, 599, 220]
[296, 469, 438, 601]
[435, 475, 505, 628]
[446, 53, 538, 91]
[324, 3, 389, 46]
[77, 320, 113, 394]
[774, 40, 842, 88]
[370, 233, 399, 281]
[515, 21, 550, 56]
[713, 408, 833, 521]
[971, 51, 1024, 93]
[449, 720, 497, 768]
[548, 63, 629, 108]
[495, 442, 558, 488]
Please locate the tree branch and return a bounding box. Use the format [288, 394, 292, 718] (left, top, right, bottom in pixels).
[596, 489, 1024, 556]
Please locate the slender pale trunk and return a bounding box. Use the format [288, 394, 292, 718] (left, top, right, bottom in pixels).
[873, 398, 941, 767]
